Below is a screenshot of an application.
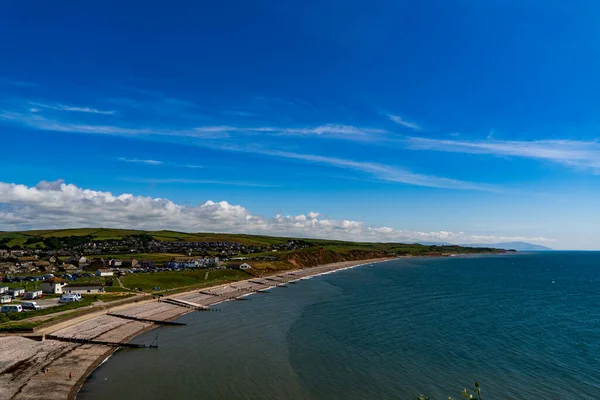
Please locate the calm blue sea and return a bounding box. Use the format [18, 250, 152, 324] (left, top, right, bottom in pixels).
[79, 252, 600, 399]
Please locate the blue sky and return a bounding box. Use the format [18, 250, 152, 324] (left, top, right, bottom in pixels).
[1, 1, 600, 249]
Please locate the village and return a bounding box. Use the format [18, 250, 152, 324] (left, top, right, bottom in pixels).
[0, 235, 312, 257]
[0, 238, 294, 314]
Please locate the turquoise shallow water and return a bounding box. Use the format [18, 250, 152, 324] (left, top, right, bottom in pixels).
[79, 252, 600, 399]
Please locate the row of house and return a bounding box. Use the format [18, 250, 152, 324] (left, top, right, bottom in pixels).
[164, 257, 220, 269]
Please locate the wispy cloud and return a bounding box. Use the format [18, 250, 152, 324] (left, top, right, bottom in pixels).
[0, 111, 225, 139]
[388, 114, 421, 130]
[405, 137, 600, 173]
[118, 157, 203, 169]
[31, 102, 116, 115]
[0, 78, 38, 87]
[192, 124, 386, 141]
[212, 145, 495, 192]
[1, 110, 383, 143]
[121, 86, 197, 108]
[119, 177, 274, 187]
[118, 157, 163, 165]
[221, 110, 258, 117]
[281, 124, 386, 137]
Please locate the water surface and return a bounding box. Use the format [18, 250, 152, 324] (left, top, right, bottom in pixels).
[79, 253, 600, 399]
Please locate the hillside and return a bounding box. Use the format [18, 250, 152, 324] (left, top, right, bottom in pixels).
[461, 241, 553, 251]
[0, 229, 510, 271]
[0, 228, 292, 248]
[0, 228, 507, 254]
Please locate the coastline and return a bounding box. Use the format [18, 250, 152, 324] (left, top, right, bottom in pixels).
[0, 257, 394, 400]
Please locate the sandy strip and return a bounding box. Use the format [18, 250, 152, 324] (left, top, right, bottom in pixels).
[0, 257, 393, 400]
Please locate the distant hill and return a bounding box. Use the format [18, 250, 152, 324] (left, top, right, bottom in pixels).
[415, 241, 454, 246]
[460, 241, 553, 251]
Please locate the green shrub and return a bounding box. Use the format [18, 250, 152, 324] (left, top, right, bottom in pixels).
[418, 382, 481, 400]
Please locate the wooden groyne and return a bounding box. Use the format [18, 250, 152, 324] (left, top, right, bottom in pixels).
[45, 334, 157, 348]
[161, 298, 210, 310]
[249, 280, 270, 286]
[107, 313, 187, 325]
[199, 290, 248, 301]
[263, 277, 288, 286]
[276, 275, 298, 283]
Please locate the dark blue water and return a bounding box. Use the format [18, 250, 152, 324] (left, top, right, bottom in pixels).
[79, 252, 600, 399]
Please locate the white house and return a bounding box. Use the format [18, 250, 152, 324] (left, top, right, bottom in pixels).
[79, 256, 90, 267]
[228, 262, 252, 270]
[107, 259, 123, 267]
[96, 269, 114, 277]
[0, 286, 9, 294]
[41, 277, 68, 294]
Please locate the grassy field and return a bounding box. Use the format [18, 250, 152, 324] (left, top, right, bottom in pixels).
[0, 293, 136, 328]
[0, 228, 294, 247]
[121, 269, 251, 292]
[93, 253, 186, 262]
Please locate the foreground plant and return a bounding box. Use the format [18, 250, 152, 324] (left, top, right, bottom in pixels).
[418, 382, 482, 400]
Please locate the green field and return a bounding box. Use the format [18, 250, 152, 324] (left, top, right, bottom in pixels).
[121, 269, 251, 292]
[0, 292, 136, 329]
[0, 228, 293, 247]
[94, 253, 186, 262]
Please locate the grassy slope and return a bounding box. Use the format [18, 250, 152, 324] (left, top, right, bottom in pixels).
[0, 228, 504, 256]
[0, 228, 291, 247]
[121, 269, 251, 292]
[1, 228, 503, 249]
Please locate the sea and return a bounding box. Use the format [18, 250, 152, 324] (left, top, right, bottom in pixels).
[78, 252, 600, 399]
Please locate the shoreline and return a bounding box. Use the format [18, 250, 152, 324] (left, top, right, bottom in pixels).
[0, 257, 394, 400]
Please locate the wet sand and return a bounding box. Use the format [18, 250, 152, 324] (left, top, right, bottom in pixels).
[0, 258, 392, 399]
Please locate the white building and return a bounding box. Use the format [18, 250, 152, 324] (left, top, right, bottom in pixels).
[229, 262, 252, 270]
[41, 277, 68, 294]
[96, 269, 114, 277]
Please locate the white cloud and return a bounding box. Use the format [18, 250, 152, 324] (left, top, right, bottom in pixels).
[406, 137, 600, 173]
[35, 179, 65, 191]
[0, 111, 225, 139]
[0, 111, 381, 142]
[118, 177, 275, 187]
[192, 124, 386, 140]
[282, 124, 386, 137]
[388, 114, 421, 130]
[31, 102, 116, 115]
[118, 158, 163, 165]
[228, 147, 497, 192]
[117, 157, 203, 169]
[0, 180, 552, 244]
